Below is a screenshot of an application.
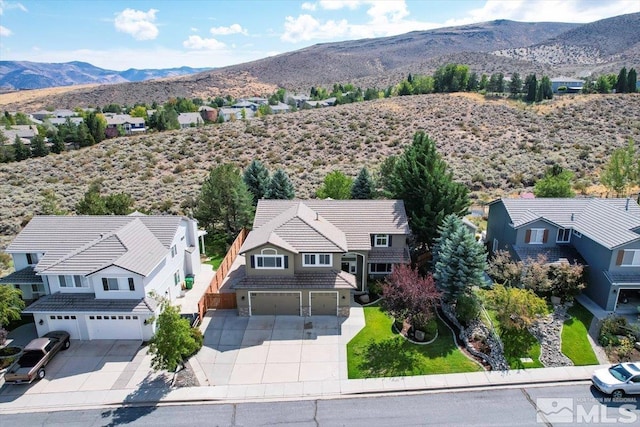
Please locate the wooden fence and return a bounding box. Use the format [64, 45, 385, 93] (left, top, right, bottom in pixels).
[197, 228, 248, 320]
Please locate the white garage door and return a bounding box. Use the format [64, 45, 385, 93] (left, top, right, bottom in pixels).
[86, 314, 143, 340]
[47, 315, 80, 339]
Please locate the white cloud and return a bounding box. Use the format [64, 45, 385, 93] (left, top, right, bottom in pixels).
[301, 2, 316, 11]
[114, 8, 159, 41]
[209, 23, 247, 36]
[190, 27, 199, 32]
[281, 14, 349, 43]
[183, 35, 226, 50]
[318, 1, 362, 11]
[0, 1, 28, 15]
[0, 25, 12, 36]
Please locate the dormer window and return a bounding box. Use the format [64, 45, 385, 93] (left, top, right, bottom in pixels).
[373, 234, 391, 247]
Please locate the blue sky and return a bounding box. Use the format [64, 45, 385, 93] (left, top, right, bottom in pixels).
[1, 1, 638, 70]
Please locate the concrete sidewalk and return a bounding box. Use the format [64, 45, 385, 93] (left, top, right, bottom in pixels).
[0, 363, 604, 414]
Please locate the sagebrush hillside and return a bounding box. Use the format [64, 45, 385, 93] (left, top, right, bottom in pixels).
[1, 93, 639, 249]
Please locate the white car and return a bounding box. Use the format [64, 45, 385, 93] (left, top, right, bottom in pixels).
[591, 362, 640, 398]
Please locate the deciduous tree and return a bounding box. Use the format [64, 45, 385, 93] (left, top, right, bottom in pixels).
[533, 164, 575, 198]
[316, 170, 353, 199]
[601, 139, 636, 197]
[0, 286, 24, 329]
[482, 284, 548, 332]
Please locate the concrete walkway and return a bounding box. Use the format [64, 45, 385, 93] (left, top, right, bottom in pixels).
[174, 263, 216, 315]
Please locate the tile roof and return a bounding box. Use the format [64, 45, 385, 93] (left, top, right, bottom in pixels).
[498, 198, 640, 249]
[233, 270, 356, 290]
[0, 266, 43, 285]
[368, 247, 411, 264]
[6, 215, 184, 277]
[250, 199, 410, 252]
[23, 292, 157, 314]
[513, 245, 585, 265]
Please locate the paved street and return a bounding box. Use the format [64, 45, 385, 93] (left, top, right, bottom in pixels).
[3, 384, 638, 426]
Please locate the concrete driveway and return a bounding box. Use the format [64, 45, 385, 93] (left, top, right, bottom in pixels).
[0, 338, 168, 398]
[193, 307, 365, 386]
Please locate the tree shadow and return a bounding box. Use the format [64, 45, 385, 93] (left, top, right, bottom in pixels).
[100, 372, 172, 426]
[357, 337, 420, 377]
[501, 328, 539, 369]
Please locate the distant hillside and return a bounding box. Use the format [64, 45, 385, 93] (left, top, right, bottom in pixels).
[0, 61, 213, 90]
[1, 14, 638, 111]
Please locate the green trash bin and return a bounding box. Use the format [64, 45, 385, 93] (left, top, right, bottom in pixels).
[185, 274, 194, 290]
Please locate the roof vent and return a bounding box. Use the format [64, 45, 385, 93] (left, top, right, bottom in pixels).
[315, 212, 319, 221]
[626, 198, 630, 211]
[571, 213, 574, 221]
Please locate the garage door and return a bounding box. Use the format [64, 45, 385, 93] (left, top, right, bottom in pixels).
[86, 314, 143, 340]
[47, 315, 80, 339]
[310, 292, 338, 316]
[250, 292, 301, 315]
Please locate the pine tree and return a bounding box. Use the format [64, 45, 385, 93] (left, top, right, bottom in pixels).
[243, 160, 270, 205]
[540, 76, 553, 100]
[616, 67, 628, 93]
[351, 167, 375, 199]
[30, 134, 49, 157]
[509, 72, 522, 96]
[524, 74, 537, 102]
[433, 214, 487, 302]
[266, 168, 295, 199]
[627, 68, 637, 93]
[50, 132, 66, 154]
[12, 135, 30, 161]
[384, 132, 469, 250]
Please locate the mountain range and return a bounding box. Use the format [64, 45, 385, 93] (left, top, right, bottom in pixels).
[0, 12, 638, 111]
[0, 61, 213, 91]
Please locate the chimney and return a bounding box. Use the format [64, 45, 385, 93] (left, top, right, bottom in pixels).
[626, 198, 630, 211]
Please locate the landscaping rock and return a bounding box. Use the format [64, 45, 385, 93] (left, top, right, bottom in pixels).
[528, 304, 573, 367]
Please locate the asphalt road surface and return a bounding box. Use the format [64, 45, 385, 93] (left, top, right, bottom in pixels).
[2, 383, 639, 426]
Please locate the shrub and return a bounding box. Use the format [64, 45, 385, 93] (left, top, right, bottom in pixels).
[368, 280, 383, 298]
[600, 315, 629, 338]
[186, 327, 203, 357]
[455, 293, 481, 326]
[617, 337, 634, 361]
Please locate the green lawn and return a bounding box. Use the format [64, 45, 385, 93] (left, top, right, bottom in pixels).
[562, 302, 599, 365]
[482, 308, 543, 369]
[347, 306, 482, 379]
[205, 253, 224, 270]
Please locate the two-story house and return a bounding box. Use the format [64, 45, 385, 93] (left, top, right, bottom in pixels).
[486, 197, 640, 312]
[233, 199, 411, 317]
[0, 214, 202, 340]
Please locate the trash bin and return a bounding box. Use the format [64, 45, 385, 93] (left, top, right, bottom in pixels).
[185, 274, 195, 290]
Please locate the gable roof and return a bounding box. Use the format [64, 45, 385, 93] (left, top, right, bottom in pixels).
[496, 198, 640, 250]
[6, 215, 184, 277]
[243, 199, 410, 253]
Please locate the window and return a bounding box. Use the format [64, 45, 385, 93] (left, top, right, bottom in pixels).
[369, 263, 393, 274]
[102, 278, 119, 291]
[174, 271, 180, 286]
[171, 245, 177, 258]
[573, 230, 582, 238]
[59, 275, 87, 288]
[618, 250, 640, 267]
[128, 278, 135, 291]
[31, 284, 39, 292]
[527, 229, 546, 244]
[255, 255, 284, 269]
[303, 253, 332, 267]
[556, 228, 571, 243]
[26, 253, 38, 265]
[374, 234, 389, 247]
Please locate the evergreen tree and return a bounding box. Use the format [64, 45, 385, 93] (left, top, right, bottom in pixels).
[243, 159, 270, 205]
[478, 74, 489, 91]
[433, 214, 487, 302]
[104, 193, 134, 215]
[85, 111, 106, 143]
[467, 72, 479, 91]
[30, 134, 49, 157]
[540, 76, 553, 100]
[351, 167, 375, 199]
[616, 67, 628, 93]
[509, 72, 522, 96]
[524, 74, 537, 102]
[316, 170, 353, 199]
[12, 135, 30, 161]
[627, 68, 637, 93]
[75, 186, 108, 215]
[384, 132, 470, 250]
[195, 163, 254, 246]
[266, 168, 295, 199]
[50, 132, 65, 154]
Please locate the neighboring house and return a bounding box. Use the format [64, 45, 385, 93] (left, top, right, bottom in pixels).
[219, 107, 244, 121]
[288, 94, 310, 108]
[231, 100, 259, 111]
[31, 110, 52, 121]
[51, 109, 76, 118]
[486, 197, 640, 312]
[177, 112, 204, 128]
[1, 125, 38, 144]
[246, 97, 268, 105]
[270, 102, 291, 114]
[550, 76, 584, 93]
[234, 199, 411, 317]
[47, 117, 84, 126]
[198, 105, 218, 122]
[0, 214, 202, 340]
[303, 97, 337, 108]
[104, 114, 146, 137]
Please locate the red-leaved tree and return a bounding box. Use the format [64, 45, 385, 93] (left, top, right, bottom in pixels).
[382, 264, 441, 329]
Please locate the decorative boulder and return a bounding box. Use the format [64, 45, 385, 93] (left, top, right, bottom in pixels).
[415, 330, 426, 341]
[360, 294, 370, 303]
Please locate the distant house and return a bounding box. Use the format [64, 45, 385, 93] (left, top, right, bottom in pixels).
[104, 114, 146, 137]
[51, 109, 76, 118]
[487, 197, 640, 312]
[177, 112, 204, 128]
[550, 76, 584, 93]
[246, 97, 268, 105]
[302, 97, 337, 108]
[47, 117, 84, 126]
[270, 102, 291, 114]
[231, 100, 259, 112]
[1, 125, 39, 144]
[288, 94, 310, 108]
[198, 105, 218, 122]
[219, 108, 243, 122]
[31, 110, 52, 121]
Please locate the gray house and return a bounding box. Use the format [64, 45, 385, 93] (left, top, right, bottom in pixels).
[486, 198, 640, 312]
[234, 199, 411, 317]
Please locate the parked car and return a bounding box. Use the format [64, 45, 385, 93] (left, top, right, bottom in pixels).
[591, 362, 640, 398]
[3, 331, 70, 384]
